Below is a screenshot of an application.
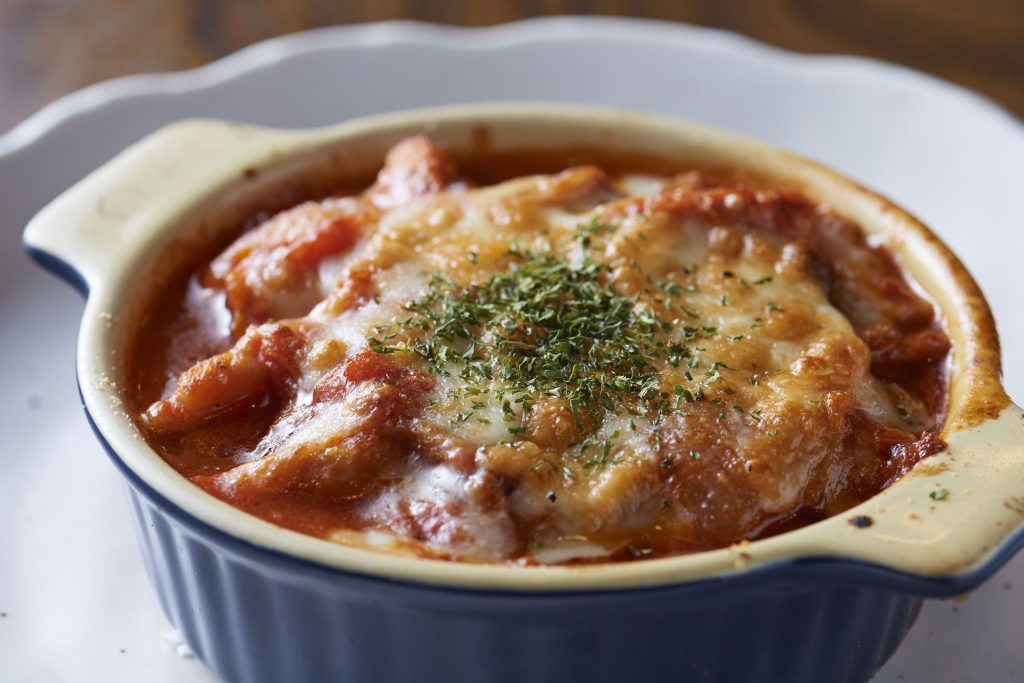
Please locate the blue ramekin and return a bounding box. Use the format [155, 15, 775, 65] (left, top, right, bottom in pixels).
[25, 105, 1024, 683]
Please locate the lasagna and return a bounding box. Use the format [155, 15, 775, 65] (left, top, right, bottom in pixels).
[131, 136, 948, 563]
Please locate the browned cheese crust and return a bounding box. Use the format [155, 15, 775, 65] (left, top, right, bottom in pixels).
[131, 137, 948, 564]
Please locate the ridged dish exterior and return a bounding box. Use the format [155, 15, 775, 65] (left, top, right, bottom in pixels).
[121, 472, 921, 683]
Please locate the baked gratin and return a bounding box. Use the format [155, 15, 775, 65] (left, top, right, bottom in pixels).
[129, 136, 949, 564]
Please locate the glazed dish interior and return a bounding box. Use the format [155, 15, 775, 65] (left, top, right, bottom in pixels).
[126, 135, 953, 565]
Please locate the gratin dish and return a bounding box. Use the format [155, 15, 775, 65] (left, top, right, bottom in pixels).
[23, 104, 1024, 682]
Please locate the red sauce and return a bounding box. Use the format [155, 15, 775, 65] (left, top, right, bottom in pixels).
[127, 140, 948, 563]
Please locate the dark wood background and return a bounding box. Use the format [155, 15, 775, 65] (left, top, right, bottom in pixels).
[1, 0, 1022, 134]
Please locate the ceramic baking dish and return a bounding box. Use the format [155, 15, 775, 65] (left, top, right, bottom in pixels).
[23, 104, 1024, 683]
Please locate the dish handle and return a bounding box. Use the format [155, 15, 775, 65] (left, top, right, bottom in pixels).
[818, 402, 1024, 594]
[23, 119, 294, 295]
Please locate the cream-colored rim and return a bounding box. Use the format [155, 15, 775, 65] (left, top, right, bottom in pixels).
[24, 104, 1024, 591]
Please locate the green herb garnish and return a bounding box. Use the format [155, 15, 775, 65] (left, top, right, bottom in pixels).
[395, 242, 673, 428]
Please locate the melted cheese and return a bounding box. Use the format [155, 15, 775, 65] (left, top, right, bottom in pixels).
[146, 166, 944, 563]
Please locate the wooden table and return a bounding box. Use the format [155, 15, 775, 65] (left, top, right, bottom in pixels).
[1, 0, 1021, 133]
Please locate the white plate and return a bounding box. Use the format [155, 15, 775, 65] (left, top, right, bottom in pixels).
[2, 17, 1022, 683]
